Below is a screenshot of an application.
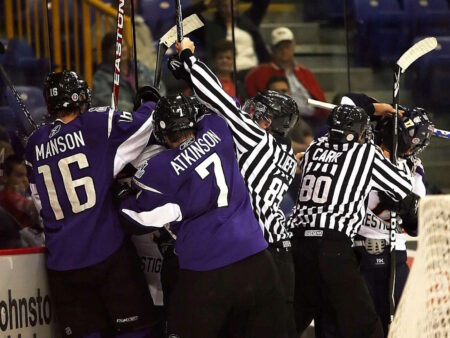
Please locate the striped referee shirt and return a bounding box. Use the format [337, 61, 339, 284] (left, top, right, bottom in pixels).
[289, 137, 413, 239]
[179, 49, 297, 244]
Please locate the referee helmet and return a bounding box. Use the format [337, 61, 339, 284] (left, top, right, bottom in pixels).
[327, 104, 370, 143]
[243, 90, 299, 136]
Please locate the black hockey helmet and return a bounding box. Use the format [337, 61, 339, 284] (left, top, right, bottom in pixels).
[43, 70, 90, 116]
[327, 104, 370, 143]
[242, 90, 299, 136]
[77, 79, 91, 110]
[153, 93, 198, 143]
[375, 107, 433, 157]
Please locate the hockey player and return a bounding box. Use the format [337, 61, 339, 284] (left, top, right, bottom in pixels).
[170, 37, 300, 337]
[290, 104, 419, 338]
[25, 70, 160, 338]
[119, 93, 286, 338]
[352, 101, 433, 336]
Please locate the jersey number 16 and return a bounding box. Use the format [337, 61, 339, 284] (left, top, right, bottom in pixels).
[38, 153, 96, 220]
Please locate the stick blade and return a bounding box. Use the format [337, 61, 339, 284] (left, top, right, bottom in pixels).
[160, 14, 203, 48]
[397, 37, 438, 73]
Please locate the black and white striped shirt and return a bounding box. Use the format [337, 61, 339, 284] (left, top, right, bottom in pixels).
[180, 50, 297, 244]
[289, 137, 413, 239]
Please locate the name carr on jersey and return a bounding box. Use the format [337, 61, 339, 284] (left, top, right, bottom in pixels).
[312, 148, 343, 163]
[35, 130, 85, 161]
[171, 130, 221, 175]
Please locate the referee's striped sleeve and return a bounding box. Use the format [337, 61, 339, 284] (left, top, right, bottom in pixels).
[371, 150, 412, 200]
[180, 49, 265, 148]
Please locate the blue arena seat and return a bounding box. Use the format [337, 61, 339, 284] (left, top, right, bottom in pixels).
[405, 0, 450, 38]
[352, 0, 409, 66]
[4, 86, 48, 134]
[412, 36, 450, 109]
[0, 106, 16, 130]
[140, 0, 191, 40]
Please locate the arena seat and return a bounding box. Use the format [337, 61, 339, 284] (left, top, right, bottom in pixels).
[405, 0, 450, 38]
[4, 86, 48, 134]
[140, 0, 191, 40]
[0, 106, 16, 130]
[352, 0, 409, 66]
[412, 36, 450, 109]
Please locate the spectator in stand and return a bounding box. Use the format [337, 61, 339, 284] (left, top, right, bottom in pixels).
[202, 0, 270, 80]
[0, 155, 39, 230]
[212, 39, 247, 102]
[246, 27, 328, 135]
[0, 126, 14, 190]
[0, 206, 26, 249]
[92, 32, 165, 112]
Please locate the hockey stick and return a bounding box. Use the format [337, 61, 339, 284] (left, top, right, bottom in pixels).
[154, 0, 183, 89]
[153, 14, 204, 88]
[175, 0, 184, 43]
[307, 98, 449, 139]
[108, 0, 126, 138]
[230, 0, 237, 97]
[0, 42, 38, 135]
[130, 0, 139, 91]
[390, 37, 437, 323]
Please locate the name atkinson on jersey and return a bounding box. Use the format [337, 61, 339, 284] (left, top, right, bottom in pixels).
[35, 130, 85, 161]
[171, 129, 221, 175]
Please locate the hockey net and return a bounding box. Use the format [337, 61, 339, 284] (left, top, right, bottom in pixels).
[388, 195, 450, 338]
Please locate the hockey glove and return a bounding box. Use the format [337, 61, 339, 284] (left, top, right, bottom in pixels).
[378, 191, 420, 236]
[167, 54, 191, 83]
[133, 85, 161, 111]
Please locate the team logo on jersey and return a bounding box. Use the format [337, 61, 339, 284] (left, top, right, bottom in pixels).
[135, 161, 148, 179]
[71, 93, 79, 102]
[49, 124, 61, 138]
[88, 106, 108, 113]
[65, 327, 73, 335]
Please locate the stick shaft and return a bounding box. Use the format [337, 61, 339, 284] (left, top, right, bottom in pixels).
[0, 64, 38, 133]
[111, 0, 125, 111]
[130, 0, 139, 91]
[230, 0, 237, 97]
[175, 0, 183, 42]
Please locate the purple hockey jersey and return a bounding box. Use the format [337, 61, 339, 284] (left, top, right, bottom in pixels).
[120, 114, 268, 271]
[25, 103, 155, 271]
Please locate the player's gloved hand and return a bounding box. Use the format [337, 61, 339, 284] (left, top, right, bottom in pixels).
[378, 192, 401, 212]
[112, 181, 136, 207]
[133, 85, 161, 111]
[167, 54, 190, 82]
[153, 227, 177, 258]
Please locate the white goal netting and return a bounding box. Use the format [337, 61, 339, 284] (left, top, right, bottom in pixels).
[388, 195, 450, 338]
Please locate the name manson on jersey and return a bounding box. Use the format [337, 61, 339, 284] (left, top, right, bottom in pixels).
[35, 130, 85, 161]
[171, 129, 222, 175]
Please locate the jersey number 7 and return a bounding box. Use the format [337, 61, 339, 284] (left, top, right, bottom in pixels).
[195, 153, 229, 208]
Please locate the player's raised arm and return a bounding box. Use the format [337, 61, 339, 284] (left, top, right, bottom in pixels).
[171, 38, 265, 145]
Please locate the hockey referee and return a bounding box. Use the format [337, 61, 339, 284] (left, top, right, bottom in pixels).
[171, 37, 299, 337]
[290, 105, 419, 338]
